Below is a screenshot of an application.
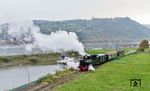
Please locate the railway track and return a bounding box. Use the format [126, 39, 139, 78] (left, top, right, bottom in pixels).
[14, 50, 137, 91]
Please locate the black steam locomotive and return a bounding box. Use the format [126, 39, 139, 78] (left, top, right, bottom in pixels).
[78, 50, 124, 71]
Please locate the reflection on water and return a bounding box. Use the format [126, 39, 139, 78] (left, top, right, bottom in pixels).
[0, 65, 63, 91]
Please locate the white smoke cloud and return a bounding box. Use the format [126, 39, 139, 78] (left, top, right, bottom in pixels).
[8, 21, 38, 43]
[7, 20, 85, 55]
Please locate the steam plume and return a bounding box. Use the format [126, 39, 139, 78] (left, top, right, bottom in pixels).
[7, 20, 85, 55]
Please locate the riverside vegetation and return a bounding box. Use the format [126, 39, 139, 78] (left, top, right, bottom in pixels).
[0, 51, 79, 67]
[0, 48, 136, 67]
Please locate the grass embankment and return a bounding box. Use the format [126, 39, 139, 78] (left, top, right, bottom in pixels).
[39, 69, 74, 84]
[52, 53, 150, 91]
[85, 49, 115, 54]
[0, 51, 79, 67]
[123, 48, 137, 53]
[85, 48, 136, 54]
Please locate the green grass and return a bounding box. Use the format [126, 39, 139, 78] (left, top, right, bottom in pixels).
[52, 53, 150, 91]
[85, 49, 114, 54]
[123, 48, 137, 53]
[85, 48, 137, 55]
[38, 69, 72, 84]
[0, 53, 59, 66]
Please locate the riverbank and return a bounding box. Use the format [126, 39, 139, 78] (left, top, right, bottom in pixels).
[0, 51, 79, 68]
[0, 48, 136, 68]
[16, 49, 136, 91]
[11, 48, 137, 90]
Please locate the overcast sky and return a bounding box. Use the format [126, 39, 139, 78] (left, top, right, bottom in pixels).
[0, 0, 150, 24]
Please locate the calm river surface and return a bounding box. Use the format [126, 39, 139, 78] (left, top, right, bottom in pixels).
[0, 65, 63, 91]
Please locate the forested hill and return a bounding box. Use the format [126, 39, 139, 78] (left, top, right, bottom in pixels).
[34, 17, 150, 42]
[0, 17, 150, 42]
[144, 24, 150, 29]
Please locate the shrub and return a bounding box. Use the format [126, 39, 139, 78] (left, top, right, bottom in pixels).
[22, 55, 28, 57]
[66, 51, 80, 57]
[38, 69, 72, 84]
[139, 40, 149, 49]
[28, 57, 39, 63]
[41, 74, 54, 84]
[0, 58, 10, 63]
[137, 48, 145, 52]
[3, 58, 10, 62]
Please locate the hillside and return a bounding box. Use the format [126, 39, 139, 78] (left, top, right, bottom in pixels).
[144, 24, 150, 29]
[0, 17, 150, 43]
[34, 17, 150, 42]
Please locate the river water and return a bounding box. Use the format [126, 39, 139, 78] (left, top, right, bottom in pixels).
[0, 45, 50, 56]
[0, 65, 63, 91]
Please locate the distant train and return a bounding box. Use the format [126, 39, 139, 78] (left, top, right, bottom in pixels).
[78, 50, 124, 71]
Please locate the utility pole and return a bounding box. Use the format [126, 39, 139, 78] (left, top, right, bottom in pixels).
[19, 65, 30, 83]
[23, 66, 30, 83]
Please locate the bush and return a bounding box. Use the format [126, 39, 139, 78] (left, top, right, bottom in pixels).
[3, 58, 10, 62]
[139, 40, 149, 49]
[66, 51, 80, 57]
[28, 57, 39, 63]
[38, 69, 72, 84]
[137, 48, 145, 52]
[22, 55, 28, 57]
[0, 58, 10, 63]
[40, 74, 55, 84]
